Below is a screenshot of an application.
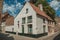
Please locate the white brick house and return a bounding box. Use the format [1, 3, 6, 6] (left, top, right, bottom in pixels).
[5, 2, 55, 37]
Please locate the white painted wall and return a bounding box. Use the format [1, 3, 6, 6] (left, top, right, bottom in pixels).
[14, 2, 37, 34]
[5, 26, 14, 32]
[36, 15, 48, 34]
[5, 2, 49, 35]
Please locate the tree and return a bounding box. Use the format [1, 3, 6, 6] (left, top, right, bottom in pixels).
[30, 0, 56, 20]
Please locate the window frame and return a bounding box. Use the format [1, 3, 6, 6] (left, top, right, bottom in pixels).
[27, 16, 32, 23]
[26, 8, 28, 13]
[22, 17, 26, 24]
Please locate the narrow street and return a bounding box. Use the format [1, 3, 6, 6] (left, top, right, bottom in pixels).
[0, 31, 60, 40]
[0, 33, 14, 40]
[0, 25, 59, 40]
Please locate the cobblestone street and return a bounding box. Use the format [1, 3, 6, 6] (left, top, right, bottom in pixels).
[0, 31, 59, 40]
[0, 31, 60, 40]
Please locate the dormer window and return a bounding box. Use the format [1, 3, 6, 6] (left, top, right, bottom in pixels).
[26, 8, 28, 13]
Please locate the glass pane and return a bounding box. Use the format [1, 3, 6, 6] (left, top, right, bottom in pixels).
[43, 25, 46, 33]
[27, 16, 32, 23]
[26, 8, 28, 13]
[28, 24, 32, 34]
[22, 17, 25, 24]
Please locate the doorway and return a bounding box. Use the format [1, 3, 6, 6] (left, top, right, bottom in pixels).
[28, 24, 32, 34]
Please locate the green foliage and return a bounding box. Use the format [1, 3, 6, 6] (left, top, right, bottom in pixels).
[34, 0, 56, 19]
[35, 0, 48, 6]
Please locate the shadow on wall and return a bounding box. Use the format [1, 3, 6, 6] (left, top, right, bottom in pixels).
[0, 33, 14, 40]
[53, 34, 60, 40]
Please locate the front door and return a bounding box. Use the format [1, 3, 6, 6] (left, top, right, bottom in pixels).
[22, 25, 24, 34]
[28, 24, 32, 34]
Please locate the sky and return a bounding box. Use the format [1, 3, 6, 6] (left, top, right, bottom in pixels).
[3, 0, 60, 17]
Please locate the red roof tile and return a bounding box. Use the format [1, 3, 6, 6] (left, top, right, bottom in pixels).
[6, 16, 14, 26]
[30, 3, 52, 20]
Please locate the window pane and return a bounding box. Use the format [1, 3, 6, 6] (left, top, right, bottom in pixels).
[43, 25, 46, 33]
[22, 17, 25, 24]
[26, 8, 28, 13]
[27, 16, 32, 23]
[28, 24, 32, 34]
[18, 21, 19, 28]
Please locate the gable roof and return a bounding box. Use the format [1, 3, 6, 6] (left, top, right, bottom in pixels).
[2, 12, 14, 26]
[6, 16, 14, 26]
[2, 12, 9, 19]
[30, 3, 52, 21]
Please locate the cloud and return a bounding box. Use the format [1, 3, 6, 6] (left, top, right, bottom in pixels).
[16, 3, 23, 9]
[49, 0, 60, 10]
[3, 2, 8, 13]
[49, 0, 60, 16]
[3, 2, 23, 17]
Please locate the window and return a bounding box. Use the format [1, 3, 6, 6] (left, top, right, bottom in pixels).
[43, 25, 46, 33]
[26, 8, 28, 13]
[52, 22, 54, 24]
[27, 16, 32, 23]
[22, 17, 26, 24]
[48, 26, 52, 33]
[18, 21, 19, 28]
[43, 19, 45, 23]
[28, 24, 32, 34]
[50, 21, 51, 24]
[48, 20, 50, 24]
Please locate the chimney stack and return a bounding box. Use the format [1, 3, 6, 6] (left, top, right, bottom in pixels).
[38, 4, 43, 11]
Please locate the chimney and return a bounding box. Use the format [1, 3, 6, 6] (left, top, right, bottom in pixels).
[30, 0, 37, 3]
[38, 4, 43, 11]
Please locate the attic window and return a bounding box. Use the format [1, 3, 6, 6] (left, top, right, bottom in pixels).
[26, 8, 28, 13]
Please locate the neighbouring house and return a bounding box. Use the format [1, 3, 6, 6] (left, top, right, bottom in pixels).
[0, 0, 3, 31]
[54, 17, 60, 32]
[1, 12, 14, 33]
[5, 2, 55, 37]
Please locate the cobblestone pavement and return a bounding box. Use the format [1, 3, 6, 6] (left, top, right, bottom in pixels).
[0, 31, 60, 40]
[6, 31, 60, 40]
[0, 33, 14, 40]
